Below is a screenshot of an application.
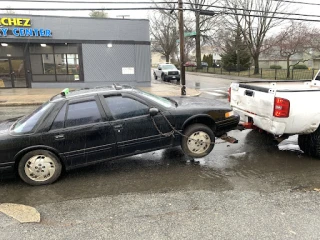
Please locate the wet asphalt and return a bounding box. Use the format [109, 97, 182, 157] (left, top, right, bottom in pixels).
[1, 80, 320, 239]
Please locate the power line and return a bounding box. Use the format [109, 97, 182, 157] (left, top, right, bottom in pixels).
[0, 0, 177, 3]
[2, 0, 320, 19]
[272, 0, 320, 6]
[1, 6, 320, 22]
[0, 7, 174, 11]
[184, 3, 320, 19]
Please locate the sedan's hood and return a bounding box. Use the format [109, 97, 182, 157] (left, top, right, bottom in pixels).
[0, 117, 21, 135]
[169, 96, 230, 110]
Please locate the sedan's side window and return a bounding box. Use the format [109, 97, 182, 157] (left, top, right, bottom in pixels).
[51, 102, 67, 130]
[104, 96, 149, 120]
[65, 100, 102, 128]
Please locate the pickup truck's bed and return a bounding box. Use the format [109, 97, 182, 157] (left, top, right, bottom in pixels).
[238, 80, 320, 91]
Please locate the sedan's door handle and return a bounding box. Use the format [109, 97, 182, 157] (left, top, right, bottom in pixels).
[54, 134, 65, 140]
[114, 124, 123, 132]
[114, 125, 123, 130]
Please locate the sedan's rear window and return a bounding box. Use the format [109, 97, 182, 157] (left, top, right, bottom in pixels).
[11, 102, 54, 134]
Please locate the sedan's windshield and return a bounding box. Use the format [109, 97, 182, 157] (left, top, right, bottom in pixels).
[137, 90, 173, 108]
[11, 102, 54, 134]
[161, 64, 177, 70]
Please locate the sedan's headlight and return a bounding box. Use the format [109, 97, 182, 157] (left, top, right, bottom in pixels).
[225, 111, 234, 118]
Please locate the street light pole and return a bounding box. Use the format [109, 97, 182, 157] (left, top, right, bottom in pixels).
[178, 0, 186, 96]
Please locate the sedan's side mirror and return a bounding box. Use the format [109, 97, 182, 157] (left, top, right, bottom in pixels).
[149, 107, 159, 116]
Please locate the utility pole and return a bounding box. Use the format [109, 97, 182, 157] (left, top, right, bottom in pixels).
[178, 0, 186, 95]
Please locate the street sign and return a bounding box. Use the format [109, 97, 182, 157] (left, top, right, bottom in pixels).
[184, 31, 196, 37]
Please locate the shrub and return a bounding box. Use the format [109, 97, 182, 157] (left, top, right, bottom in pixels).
[293, 64, 308, 69]
[270, 65, 282, 69]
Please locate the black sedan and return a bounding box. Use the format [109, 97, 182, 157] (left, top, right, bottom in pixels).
[0, 85, 239, 185]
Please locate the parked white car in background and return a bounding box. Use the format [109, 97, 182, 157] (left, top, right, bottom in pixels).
[153, 63, 180, 82]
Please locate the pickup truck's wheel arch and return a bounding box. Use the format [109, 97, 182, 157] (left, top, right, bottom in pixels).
[153, 72, 157, 80]
[298, 127, 320, 158]
[181, 123, 215, 158]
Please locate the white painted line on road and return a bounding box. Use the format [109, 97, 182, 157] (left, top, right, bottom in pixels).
[204, 92, 225, 96]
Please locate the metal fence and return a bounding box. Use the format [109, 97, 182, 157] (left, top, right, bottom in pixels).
[185, 67, 318, 80]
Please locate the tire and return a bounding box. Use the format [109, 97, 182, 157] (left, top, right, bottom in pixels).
[18, 150, 62, 186]
[181, 123, 215, 158]
[161, 74, 166, 82]
[298, 134, 308, 153]
[154, 72, 158, 80]
[298, 127, 320, 158]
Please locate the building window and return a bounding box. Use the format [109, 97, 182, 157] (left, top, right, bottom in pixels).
[67, 54, 79, 74]
[42, 54, 55, 74]
[55, 54, 67, 74]
[30, 44, 81, 82]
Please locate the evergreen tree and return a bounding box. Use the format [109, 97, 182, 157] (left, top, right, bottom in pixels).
[220, 31, 251, 71]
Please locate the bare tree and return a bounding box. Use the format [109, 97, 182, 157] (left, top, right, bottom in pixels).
[150, 13, 179, 62]
[223, 0, 287, 74]
[267, 22, 314, 78]
[152, 0, 219, 68]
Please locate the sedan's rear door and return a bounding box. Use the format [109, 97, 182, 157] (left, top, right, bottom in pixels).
[43, 96, 117, 168]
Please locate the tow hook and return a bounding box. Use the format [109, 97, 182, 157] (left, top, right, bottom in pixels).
[220, 134, 239, 144]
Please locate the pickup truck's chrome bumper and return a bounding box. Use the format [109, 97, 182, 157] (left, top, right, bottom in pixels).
[233, 107, 286, 135]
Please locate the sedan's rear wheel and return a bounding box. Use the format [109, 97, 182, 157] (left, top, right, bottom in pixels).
[18, 150, 62, 186]
[181, 123, 215, 158]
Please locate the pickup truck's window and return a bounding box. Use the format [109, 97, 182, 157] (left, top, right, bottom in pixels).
[65, 100, 102, 127]
[104, 96, 149, 119]
[51, 103, 67, 130]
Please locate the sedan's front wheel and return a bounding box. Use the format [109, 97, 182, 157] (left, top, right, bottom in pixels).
[18, 150, 62, 186]
[181, 123, 215, 158]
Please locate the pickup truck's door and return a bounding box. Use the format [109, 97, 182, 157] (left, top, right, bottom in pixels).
[230, 83, 275, 118]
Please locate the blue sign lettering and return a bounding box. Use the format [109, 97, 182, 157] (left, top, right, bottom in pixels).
[19, 28, 25, 37]
[24, 28, 33, 36]
[0, 28, 8, 36]
[0, 27, 52, 37]
[33, 28, 39, 37]
[12, 28, 19, 36]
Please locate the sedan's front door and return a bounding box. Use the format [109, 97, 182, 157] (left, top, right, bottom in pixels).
[101, 94, 173, 157]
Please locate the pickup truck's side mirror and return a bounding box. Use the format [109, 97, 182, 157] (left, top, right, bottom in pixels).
[149, 107, 159, 116]
[158, 67, 162, 70]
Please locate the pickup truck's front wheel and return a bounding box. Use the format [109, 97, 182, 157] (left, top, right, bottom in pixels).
[181, 124, 215, 158]
[298, 127, 320, 158]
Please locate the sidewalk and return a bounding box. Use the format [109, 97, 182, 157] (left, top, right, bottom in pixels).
[0, 81, 200, 106]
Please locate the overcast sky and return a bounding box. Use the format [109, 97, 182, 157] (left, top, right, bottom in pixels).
[0, 0, 319, 21]
[0, 0, 319, 34]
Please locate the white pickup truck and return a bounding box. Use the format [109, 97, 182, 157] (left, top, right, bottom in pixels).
[229, 70, 320, 158]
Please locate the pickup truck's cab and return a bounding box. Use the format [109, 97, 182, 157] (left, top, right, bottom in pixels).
[153, 63, 180, 82]
[229, 70, 320, 158]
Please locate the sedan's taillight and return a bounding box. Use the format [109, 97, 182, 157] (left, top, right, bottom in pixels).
[273, 97, 290, 118]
